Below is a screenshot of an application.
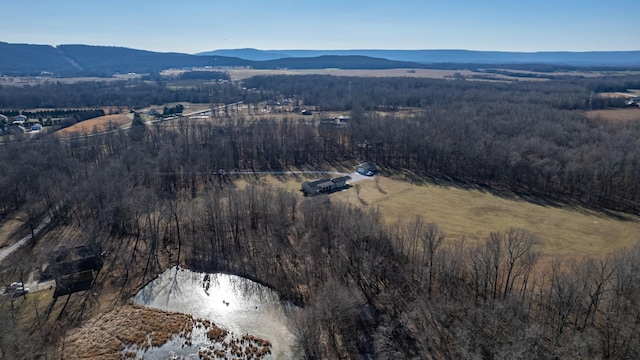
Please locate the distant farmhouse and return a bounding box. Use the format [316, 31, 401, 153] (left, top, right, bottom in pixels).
[625, 96, 640, 107]
[356, 162, 377, 176]
[301, 175, 351, 196]
[319, 115, 350, 126]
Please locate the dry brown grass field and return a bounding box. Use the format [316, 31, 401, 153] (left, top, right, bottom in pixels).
[0, 212, 26, 248]
[341, 176, 640, 258]
[225, 68, 499, 81]
[60, 304, 272, 359]
[244, 173, 640, 259]
[220, 68, 624, 82]
[586, 108, 640, 122]
[55, 114, 132, 136]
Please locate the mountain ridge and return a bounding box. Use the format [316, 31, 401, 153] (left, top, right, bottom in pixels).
[1, 41, 639, 76]
[197, 48, 640, 66]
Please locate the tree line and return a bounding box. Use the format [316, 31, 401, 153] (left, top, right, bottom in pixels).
[2, 75, 640, 215]
[0, 80, 243, 110]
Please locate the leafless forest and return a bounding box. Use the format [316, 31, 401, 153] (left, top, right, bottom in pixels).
[1, 74, 640, 358]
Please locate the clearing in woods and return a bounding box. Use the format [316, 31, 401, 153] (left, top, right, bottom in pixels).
[246, 173, 640, 259]
[333, 175, 640, 258]
[586, 108, 640, 123]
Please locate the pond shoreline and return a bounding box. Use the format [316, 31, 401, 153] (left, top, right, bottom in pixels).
[132, 266, 298, 359]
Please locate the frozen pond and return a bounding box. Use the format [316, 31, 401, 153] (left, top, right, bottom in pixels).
[132, 266, 298, 359]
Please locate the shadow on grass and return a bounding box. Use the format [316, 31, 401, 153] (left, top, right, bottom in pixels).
[386, 168, 639, 222]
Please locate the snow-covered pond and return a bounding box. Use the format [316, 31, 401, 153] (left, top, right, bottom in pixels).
[132, 266, 298, 359]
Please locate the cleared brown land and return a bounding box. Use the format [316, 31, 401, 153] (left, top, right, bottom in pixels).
[335, 175, 640, 258]
[586, 107, 640, 122]
[226, 68, 486, 81]
[55, 114, 132, 136]
[496, 69, 617, 78]
[243, 173, 640, 258]
[0, 213, 26, 248]
[220, 68, 610, 82]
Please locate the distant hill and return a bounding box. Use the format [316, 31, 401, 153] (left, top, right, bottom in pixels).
[1, 41, 639, 77]
[198, 48, 640, 67]
[55, 45, 251, 75]
[0, 43, 251, 76]
[253, 55, 421, 70]
[200, 48, 291, 61]
[0, 42, 422, 76]
[0, 42, 77, 74]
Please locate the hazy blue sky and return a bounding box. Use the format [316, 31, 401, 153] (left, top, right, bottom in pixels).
[2, 0, 638, 53]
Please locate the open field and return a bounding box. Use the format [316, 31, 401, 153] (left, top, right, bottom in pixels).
[494, 69, 637, 78]
[586, 107, 640, 122]
[221, 68, 635, 82]
[335, 175, 640, 258]
[55, 114, 132, 136]
[245, 173, 640, 259]
[222, 68, 544, 82]
[226, 68, 476, 80]
[597, 89, 640, 98]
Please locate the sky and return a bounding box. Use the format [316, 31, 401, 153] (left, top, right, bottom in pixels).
[1, 0, 639, 54]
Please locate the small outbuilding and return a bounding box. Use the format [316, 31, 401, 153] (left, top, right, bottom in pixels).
[356, 162, 377, 176]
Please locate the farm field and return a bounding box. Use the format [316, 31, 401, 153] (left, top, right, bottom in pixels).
[55, 113, 132, 136]
[597, 89, 640, 98]
[586, 107, 640, 122]
[223, 68, 525, 81]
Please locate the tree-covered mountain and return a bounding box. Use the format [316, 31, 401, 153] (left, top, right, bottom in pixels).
[252, 55, 421, 70]
[0, 42, 250, 76]
[0, 42, 77, 74]
[198, 48, 291, 61]
[0, 42, 422, 76]
[1, 41, 639, 76]
[198, 48, 640, 66]
[56, 45, 251, 75]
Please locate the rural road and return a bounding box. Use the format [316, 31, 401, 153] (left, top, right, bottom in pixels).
[0, 215, 51, 264]
[222, 170, 374, 185]
[0, 216, 55, 295]
[169, 169, 374, 181]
